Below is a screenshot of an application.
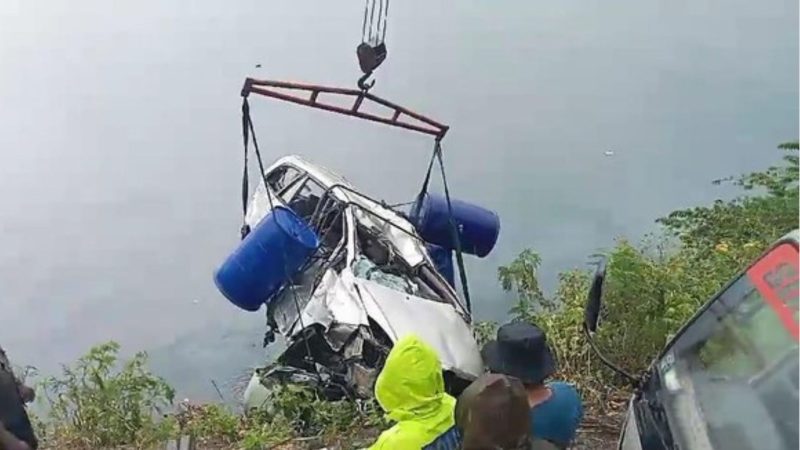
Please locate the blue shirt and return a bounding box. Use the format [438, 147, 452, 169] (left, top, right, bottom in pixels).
[423, 426, 461, 450]
[530, 382, 583, 447]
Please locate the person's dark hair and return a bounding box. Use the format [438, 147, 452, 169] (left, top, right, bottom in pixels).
[522, 380, 544, 389]
[485, 369, 544, 390]
[456, 373, 531, 450]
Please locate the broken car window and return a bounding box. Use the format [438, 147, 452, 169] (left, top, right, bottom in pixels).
[266, 165, 304, 194]
[287, 177, 326, 221]
[311, 195, 347, 252]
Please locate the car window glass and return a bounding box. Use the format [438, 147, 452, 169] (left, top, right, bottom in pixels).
[694, 244, 799, 378]
[266, 165, 303, 194]
[279, 176, 307, 203]
[287, 178, 326, 220]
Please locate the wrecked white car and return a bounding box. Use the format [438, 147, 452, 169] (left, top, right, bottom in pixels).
[216, 155, 491, 407]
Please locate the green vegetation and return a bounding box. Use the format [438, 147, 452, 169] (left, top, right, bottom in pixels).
[39, 342, 176, 448]
[35, 343, 384, 449]
[31, 142, 797, 447]
[494, 141, 798, 409]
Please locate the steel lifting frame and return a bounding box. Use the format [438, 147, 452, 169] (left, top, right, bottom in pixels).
[241, 78, 449, 141]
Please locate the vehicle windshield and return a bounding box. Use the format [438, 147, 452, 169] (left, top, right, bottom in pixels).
[657, 242, 799, 450]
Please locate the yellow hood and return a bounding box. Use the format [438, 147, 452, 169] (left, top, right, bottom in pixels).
[375, 334, 448, 421]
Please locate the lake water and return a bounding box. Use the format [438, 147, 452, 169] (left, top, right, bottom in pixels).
[0, 0, 797, 402]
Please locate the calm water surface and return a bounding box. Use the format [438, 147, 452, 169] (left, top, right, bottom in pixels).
[0, 0, 797, 401]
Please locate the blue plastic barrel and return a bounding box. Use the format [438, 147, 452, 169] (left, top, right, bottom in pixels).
[426, 244, 455, 287]
[410, 193, 500, 258]
[214, 206, 320, 312]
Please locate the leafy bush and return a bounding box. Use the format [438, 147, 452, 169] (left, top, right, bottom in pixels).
[39, 341, 176, 448]
[497, 142, 799, 410]
[178, 403, 241, 444]
[248, 383, 387, 436]
[238, 415, 294, 450]
[37, 342, 385, 449]
[473, 321, 498, 347]
[172, 382, 385, 449]
[660, 141, 798, 255]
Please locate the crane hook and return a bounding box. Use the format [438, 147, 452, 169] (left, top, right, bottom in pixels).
[357, 72, 376, 92]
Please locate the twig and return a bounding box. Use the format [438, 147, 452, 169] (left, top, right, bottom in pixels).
[211, 380, 226, 403]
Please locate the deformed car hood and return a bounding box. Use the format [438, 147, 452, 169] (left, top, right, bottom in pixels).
[353, 278, 483, 378]
[275, 268, 483, 379]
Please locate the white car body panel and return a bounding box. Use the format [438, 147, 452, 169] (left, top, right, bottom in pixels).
[241, 155, 482, 407]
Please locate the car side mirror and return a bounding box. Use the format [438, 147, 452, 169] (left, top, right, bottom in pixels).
[584, 257, 607, 333]
[582, 255, 640, 387]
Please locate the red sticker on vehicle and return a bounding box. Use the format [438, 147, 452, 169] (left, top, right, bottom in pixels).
[747, 243, 800, 341]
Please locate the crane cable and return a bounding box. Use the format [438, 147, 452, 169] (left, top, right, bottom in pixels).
[361, 0, 389, 46]
[357, 0, 390, 90]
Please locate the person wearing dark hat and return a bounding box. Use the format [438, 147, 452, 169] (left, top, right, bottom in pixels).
[481, 322, 583, 449]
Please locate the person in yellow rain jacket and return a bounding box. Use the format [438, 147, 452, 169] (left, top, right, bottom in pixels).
[369, 334, 458, 450]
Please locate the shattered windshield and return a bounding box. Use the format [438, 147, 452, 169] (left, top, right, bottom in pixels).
[351, 223, 452, 304]
[658, 243, 799, 450]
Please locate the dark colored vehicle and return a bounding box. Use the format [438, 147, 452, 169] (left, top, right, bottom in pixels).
[584, 230, 799, 450]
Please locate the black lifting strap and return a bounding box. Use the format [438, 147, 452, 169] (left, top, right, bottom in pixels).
[240, 98, 277, 239]
[433, 142, 472, 313]
[240, 99, 251, 239]
[412, 147, 438, 217]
